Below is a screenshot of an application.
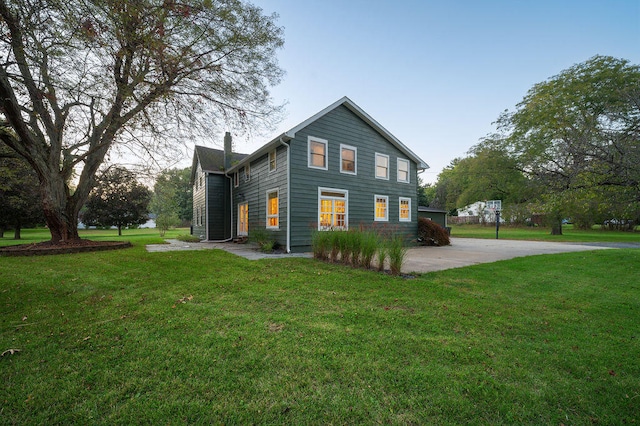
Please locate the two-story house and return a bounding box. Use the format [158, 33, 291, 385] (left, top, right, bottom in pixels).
[191, 96, 429, 252]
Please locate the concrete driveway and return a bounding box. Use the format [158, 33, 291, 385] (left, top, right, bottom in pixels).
[402, 237, 614, 273]
[147, 237, 630, 274]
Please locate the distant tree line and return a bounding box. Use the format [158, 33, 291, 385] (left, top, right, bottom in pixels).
[423, 55, 640, 234]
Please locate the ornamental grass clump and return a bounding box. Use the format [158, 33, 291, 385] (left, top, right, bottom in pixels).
[360, 230, 379, 269]
[345, 230, 363, 266]
[376, 244, 388, 272]
[388, 235, 407, 275]
[329, 231, 341, 262]
[311, 230, 330, 260]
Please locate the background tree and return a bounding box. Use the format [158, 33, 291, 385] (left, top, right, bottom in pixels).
[82, 167, 151, 236]
[153, 168, 193, 225]
[150, 171, 182, 237]
[0, 0, 284, 244]
[0, 143, 44, 238]
[491, 55, 640, 234]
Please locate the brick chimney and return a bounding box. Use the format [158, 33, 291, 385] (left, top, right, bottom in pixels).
[223, 132, 232, 170]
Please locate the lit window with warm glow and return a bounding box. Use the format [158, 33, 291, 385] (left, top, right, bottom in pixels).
[375, 195, 388, 221]
[266, 190, 279, 229]
[399, 197, 411, 222]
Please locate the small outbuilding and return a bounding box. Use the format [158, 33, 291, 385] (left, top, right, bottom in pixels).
[418, 206, 448, 229]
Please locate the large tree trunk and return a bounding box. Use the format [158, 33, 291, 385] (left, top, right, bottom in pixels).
[13, 224, 21, 240]
[550, 219, 563, 235]
[39, 174, 83, 244]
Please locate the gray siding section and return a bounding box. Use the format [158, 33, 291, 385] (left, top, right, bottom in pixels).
[232, 145, 288, 247]
[289, 105, 418, 252]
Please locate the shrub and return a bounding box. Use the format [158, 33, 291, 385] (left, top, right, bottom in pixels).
[417, 217, 450, 246]
[387, 235, 407, 275]
[250, 228, 277, 253]
[176, 234, 201, 243]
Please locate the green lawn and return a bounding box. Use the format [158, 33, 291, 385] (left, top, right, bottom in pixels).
[450, 223, 640, 243]
[1, 230, 639, 424]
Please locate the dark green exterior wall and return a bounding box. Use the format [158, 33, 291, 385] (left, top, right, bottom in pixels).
[232, 145, 288, 246]
[207, 173, 232, 240]
[288, 105, 419, 252]
[418, 211, 447, 228]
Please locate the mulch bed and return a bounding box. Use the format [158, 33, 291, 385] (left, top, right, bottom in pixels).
[0, 240, 132, 257]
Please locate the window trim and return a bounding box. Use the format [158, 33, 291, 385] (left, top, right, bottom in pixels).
[266, 189, 279, 230]
[269, 149, 277, 172]
[374, 194, 389, 222]
[399, 197, 411, 222]
[397, 158, 410, 183]
[308, 136, 328, 170]
[234, 171, 239, 187]
[375, 153, 390, 180]
[340, 144, 357, 175]
[317, 187, 349, 231]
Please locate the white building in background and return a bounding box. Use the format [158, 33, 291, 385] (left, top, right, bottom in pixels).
[457, 200, 502, 222]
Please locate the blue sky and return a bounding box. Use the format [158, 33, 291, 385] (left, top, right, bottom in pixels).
[218, 0, 640, 183]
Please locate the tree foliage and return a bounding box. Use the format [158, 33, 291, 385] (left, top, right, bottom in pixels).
[0, 0, 284, 243]
[82, 167, 151, 236]
[491, 55, 640, 233]
[432, 147, 530, 214]
[150, 169, 185, 236]
[0, 143, 43, 238]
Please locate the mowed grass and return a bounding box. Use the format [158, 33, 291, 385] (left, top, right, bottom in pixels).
[451, 223, 640, 243]
[1, 231, 639, 424]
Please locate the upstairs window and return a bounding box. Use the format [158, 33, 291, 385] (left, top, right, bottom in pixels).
[269, 150, 277, 172]
[266, 189, 279, 229]
[375, 153, 389, 180]
[243, 164, 250, 182]
[308, 137, 328, 170]
[234, 171, 239, 187]
[397, 158, 410, 183]
[340, 144, 357, 175]
[375, 195, 389, 221]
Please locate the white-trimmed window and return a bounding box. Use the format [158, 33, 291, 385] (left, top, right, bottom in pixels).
[266, 189, 279, 229]
[238, 202, 248, 236]
[269, 150, 277, 172]
[234, 171, 239, 187]
[375, 153, 389, 180]
[340, 144, 357, 175]
[399, 197, 411, 222]
[374, 195, 389, 221]
[308, 137, 328, 170]
[243, 164, 250, 182]
[397, 158, 410, 183]
[318, 188, 348, 230]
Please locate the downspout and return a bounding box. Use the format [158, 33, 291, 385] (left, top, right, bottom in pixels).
[278, 136, 291, 253]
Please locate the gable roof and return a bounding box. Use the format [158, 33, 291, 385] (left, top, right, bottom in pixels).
[191, 145, 248, 183]
[227, 96, 429, 172]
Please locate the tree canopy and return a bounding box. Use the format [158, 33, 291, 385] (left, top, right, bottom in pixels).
[0, 142, 43, 238]
[435, 56, 640, 232]
[82, 167, 151, 236]
[0, 0, 284, 243]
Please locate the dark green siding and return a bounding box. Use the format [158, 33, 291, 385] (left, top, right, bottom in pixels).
[206, 173, 232, 240]
[232, 145, 288, 247]
[288, 105, 418, 252]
